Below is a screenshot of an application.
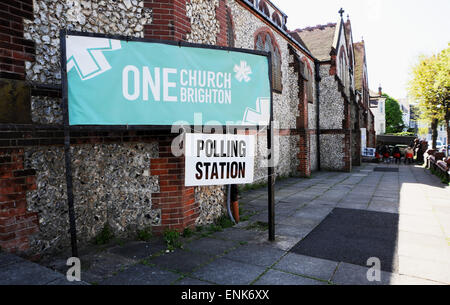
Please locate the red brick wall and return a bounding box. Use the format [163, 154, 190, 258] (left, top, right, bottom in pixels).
[142, 0, 198, 233]
[150, 136, 198, 234]
[0, 0, 35, 80]
[216, 0, 235, 47]
[289, 49, 311, 177]
[0, 148, 38, 253]
[143, 0, 191, 41]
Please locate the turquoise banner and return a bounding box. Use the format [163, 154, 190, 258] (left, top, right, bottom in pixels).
[64, 34, 271, 126]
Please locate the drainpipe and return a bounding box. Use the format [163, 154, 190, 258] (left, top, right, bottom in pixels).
[315, 60, 321, 171]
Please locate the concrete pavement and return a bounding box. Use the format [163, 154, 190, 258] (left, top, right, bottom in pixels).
[1, 162, 449, 285]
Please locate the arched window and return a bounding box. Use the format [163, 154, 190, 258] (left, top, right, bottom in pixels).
[272, 12, 281, 27]
[255, 30, 282, 92]
[338, 47, 347, 87]
[258, 0, 270, 17]
[226, 10, 234, 47]
[302, 58, 314, 103]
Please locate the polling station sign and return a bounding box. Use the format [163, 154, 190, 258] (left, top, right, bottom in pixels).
[185, 133, 255, 186]
[62, 32, 271, 126]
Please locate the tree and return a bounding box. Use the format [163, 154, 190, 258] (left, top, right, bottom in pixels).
[409, 45, 450, 150]
[383, 94, 404, 134]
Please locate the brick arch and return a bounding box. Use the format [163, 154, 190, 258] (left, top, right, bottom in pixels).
[254, 27, 283, 92]
[338, 45, 347, 65]
[253, 26, 281, 55]
[301, 57, 314, 103]
[216, 1, 235, 47]
[272, 12, 281, 27]
[258, 0, 270, 16]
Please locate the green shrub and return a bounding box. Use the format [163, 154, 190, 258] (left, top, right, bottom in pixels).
[182, 227, 194, 238]
[94, 223, 115, 245]
[137, 227, 153, 241]
[163, 229, 182, 251]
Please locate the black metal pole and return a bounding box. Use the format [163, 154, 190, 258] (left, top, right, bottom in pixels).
[267, 53, 275, 241]
[60, 30, 78, 257]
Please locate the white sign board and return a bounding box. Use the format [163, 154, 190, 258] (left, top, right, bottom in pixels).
[360, 127, 367, 152]
[185, 133, 255, 186]
[362, 147, 376, 157]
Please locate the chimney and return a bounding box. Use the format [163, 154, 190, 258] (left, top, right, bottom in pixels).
[378, 85, 382, 96]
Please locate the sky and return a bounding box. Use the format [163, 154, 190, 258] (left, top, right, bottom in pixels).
[273, 0, 450, 100]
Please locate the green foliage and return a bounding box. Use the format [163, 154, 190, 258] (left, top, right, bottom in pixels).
[182, 227, 194, 238]
[385, 131, 416, 137]
[94, 223, 115, 245]
[383, 94, 405, 133]
[408, 45, 450, 147]
[136, 227, 153, 241]
[163, 229, 182, 251]
[245, 221, 269, 231]
[430, 167, 450, 185]
[215, 214, 234, 229]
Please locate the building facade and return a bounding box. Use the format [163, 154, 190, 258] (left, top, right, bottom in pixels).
[370, 89, 386, 135]
[0, 0, 374, 256]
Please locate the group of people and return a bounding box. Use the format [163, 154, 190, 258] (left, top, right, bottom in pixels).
[375, 138, 428, 165]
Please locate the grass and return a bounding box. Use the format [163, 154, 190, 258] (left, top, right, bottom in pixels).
[163, 229, 182, 251]
[182, 227, 194, 238]
[94, 223, 115, 245]
[245, 221, 269, 231]
[136, 227, 153, 242]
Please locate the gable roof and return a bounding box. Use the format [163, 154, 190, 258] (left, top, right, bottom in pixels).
[353, 41, 366, 91]
[292, 23, 337, 61]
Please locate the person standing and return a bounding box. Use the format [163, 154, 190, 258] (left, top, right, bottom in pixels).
[405, 146, 414, 164]
[392, 146, 401, 164]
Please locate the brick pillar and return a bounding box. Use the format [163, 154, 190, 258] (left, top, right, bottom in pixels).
[216, 0, 233, 47]
[343, 100, 352, 172]
[150, 136, 198, 234]
[142, 2, 197, 233]
[143, 0, 191, 41]
[0, 0, 35, 80]
[0, 148, 39, 253]
[297, 81, 311, 177]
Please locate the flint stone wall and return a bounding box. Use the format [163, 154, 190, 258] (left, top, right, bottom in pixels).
[24, 143, 160, 255]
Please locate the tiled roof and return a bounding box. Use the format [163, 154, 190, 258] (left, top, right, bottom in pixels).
[292, 23, 337, 61]
[354, 41, 365, 91]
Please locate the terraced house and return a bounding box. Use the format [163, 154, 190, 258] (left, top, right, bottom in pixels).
[0, 0, 374, 257]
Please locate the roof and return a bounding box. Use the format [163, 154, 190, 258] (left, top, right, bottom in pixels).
[354, 41, 365, 91]
[292, 23, 337, 61]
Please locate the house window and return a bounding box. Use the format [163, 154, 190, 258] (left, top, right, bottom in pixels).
[226, 11, 234, 47]
[258, 0, 270, 16]
[338, 47, 347, 87]
[255, 30, 282, 92]
[302, 59, 314, 103]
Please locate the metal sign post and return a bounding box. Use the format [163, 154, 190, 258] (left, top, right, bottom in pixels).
[267, 53, 275, 242]
[60, 30, 78, 257]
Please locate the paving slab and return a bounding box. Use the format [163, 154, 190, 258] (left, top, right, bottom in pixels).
[274, 253, 338, 281]
[290, 208, 400, 273]
[253, 269, 327, 285]
[149, 249, 214, 274]
[222, 244, 285, 267]
[108, 240, 166, 260]
[184, 238, 238, 256]
[0, 253, 23, 267]
[191, 257, 266, 285]
[211, 227, 265, 243]
[0, 258, 65, 285]
[173, 277, 213, 285]
[100, 264, 180, 285]
[331, 262, 394, 285]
